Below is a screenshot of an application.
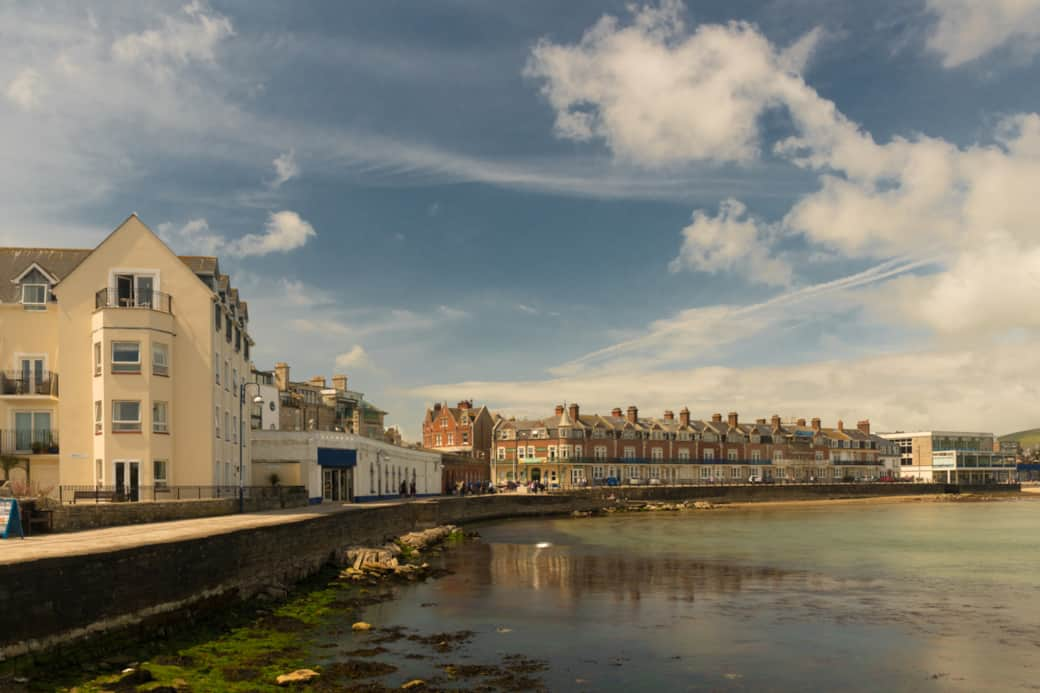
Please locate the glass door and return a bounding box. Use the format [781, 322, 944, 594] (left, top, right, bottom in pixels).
[14, 411, 50, 451]
[114, 461, 140, 501]
[115, 274, 134, 307]
[18, 357, 44, 394]
[136, 275, 154, 308]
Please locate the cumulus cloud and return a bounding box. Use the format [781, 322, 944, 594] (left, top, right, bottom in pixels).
[335, 345, 374, 371]
[159, 211, 316, 257]
[229, 210, 316, 256]
[925, 0, 1040, 68]
[271, 149, 299, 188]
[525, 0, 824, 165]
[5, 68, 43, 110]
[669, 198, 792, 286]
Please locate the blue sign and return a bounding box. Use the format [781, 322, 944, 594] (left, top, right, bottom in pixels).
[317, 448, 357, 469]
[0, 498, 24, 540]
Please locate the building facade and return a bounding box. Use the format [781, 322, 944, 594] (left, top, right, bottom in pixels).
[877, 431, 1017, 482]
[490, 404, 893, 488]
[0, 215, 254, 497]
[251, 430, 441, 503]
[271, 363, 387, 439]
[421, 400, 495, 460]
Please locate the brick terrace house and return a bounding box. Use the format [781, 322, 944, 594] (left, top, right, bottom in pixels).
[490, 403, 894, 488]
[421, 400, 495, 461]
[272, 363, 387, 439]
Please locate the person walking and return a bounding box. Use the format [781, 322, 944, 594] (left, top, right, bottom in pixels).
[409, 479, 416, 497]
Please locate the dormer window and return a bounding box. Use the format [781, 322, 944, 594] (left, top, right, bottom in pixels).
[16, 266, 53, 310]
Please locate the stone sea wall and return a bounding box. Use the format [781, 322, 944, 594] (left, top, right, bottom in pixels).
[0, 484, 1015, 661]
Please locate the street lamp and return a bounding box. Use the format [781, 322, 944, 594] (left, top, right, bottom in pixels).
[240, 381, 264, 513]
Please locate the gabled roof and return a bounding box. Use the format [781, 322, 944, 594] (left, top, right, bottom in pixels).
[0, 248, 91, 302]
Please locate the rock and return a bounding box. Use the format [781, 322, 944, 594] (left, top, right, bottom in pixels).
[114, 667, 154, 687]
[276, 669, 320, 686]
[693, 501, 715, 510]
[401, 680, 426, 689]
[352, 621, 372, 631]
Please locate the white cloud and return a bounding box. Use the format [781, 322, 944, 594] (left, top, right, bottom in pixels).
[669, 198, 792, 286]
[157, 217, 225, 255]
[525, 0, 823, 165]
[925, 0, 1040, 68]
[228, 210, 316, 256]
[411, 341, 1040, 436]
[111, 0, 234, 72]
[427, 201, 441, 217]
[334, 345, 374, 371]
[515, 303, 539, 315]
[5, 68, 43, 110]
[271, 149, 299, 188]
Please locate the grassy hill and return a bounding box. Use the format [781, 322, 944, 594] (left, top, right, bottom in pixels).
[1000, 428, 1040, 448]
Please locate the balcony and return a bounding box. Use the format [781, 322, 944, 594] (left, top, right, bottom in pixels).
[95, 287, 173, 314]
[0, 429, 59, 455]
[0, 371, 59, 396]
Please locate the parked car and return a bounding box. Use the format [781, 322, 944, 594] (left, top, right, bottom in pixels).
[748, 474, 764, 483]
[648, 478, 662, 486]
[628, 478, 646, 486]
[605, 477, 621, 487]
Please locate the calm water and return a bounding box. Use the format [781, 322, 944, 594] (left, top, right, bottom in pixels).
[315, 500, 1040, 691]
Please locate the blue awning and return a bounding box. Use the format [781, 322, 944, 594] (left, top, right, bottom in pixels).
[317, 448, 357, 469]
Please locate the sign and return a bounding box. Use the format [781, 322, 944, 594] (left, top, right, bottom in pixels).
[0, 498, 24, 540]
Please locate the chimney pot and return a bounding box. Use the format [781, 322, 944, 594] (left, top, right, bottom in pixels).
[274, 363, 290, 391]
[812, 417, 821, 432]
[756, 418, 766, 425]
[837, 419, 845, 431]
[332, 374, 348, 392]
[555, 404, 565, 416]
[727, 412, 738, 427]
[711, 413, 722, 423]
[568, 403, 579, 421]
[771, 414, 781, 429]
[679, 407, 690, 427]
[626, 406, 639, 424]
[612, 407, 623, 418]
[309, 375, 326, 388]
[857, 419, 870, 435]
[458, 400, 472, 410]
[797, 418, 806, 427]
[663, 410, 675, 421]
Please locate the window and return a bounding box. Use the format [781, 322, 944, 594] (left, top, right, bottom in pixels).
[678, 449, 690, 461]
[703, 449, 715, 461]
[732, 466, 742, 478]
[434, 433, 442, 446]
[224, 411, 230, 440]
[651, 448, 664, 460]
[623, 446, 636, 460]
[462, 431, 469, 443]
[560, 446, 570, 459]
[233, 368, 238, 392]
[497, 447, 506, 461]
[575, 445, 583, 458]
[594, 446, 607, 460]
[112, 401, 141, 432]
[215, 304, 222, 332]
[94, 401, 103, 434]
[154, 460, 169, 488]
[215, 353, 220, 384]
[728, 449, 738, 461]
[224, 361, 229, 391]
[700, 466, 711, 479]
[815, 450, 824, 461]
[244, 341, 250, 360]
[518, 446, 526, 459]
[447, 432, 454, 445]
[153, 401, 168, 433]
[548, 446, 557, 459]
[751, 450, 761, 461]
[527, 445, 535, 458]
[235, 326, 241, 352]
[112, 341, 141, 373]
[225, 316, 232, 341]
[21, 283, 48, 310]
[96, 459, 103, 484]
[152, 343, 169, 376]
[232, 416, 238, 443]
[215, 407, 220, 438]
[93, 342, 102, 376]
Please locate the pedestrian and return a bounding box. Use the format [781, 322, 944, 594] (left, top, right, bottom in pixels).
[409, 479, 416, 497]
[399, 479, 407, 497]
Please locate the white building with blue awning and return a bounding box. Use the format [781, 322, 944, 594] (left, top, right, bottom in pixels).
[250, 430, 442, 503]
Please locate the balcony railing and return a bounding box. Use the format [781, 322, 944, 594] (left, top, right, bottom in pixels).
[0, 429, 60, 455]
[95, 287, 173, 314]
[0, 371, 58, 396]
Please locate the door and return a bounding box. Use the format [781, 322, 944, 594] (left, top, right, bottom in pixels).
[116, 274, 134, 307]
[18, 357, 44, 394]
[323, 468, 334, 501]
[14, 411, 50, 451]
[114, 461, 140, 501]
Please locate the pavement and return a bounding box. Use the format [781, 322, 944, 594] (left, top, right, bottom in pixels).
[0, 498, 429, 566]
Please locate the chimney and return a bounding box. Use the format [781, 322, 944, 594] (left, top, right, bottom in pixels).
[568, 403, 579, 421]
[727, 412, 738, 427]
[796, 418, 806, 427]
[679, 407, 690, 427]
[626, 406, 638, 424]
[433, 402, 441, 412]
[332, 374, 348, 392]
[756, 418, 766, 425]
[555, 404, 565, 416]
[857, 420, 870, 435]
[274, 362, 290, 391]
[612, 407, 623, 418]
[812, 417, 821, 432]
[771, 414, 781, 430]
[837, 419, 845, 432]
[458, 400, 472, 410]
[309, 375, 326, 388]
[663, 410, 675, 421]
[711, 413, 722, 424]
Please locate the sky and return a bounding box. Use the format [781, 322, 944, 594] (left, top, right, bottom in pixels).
[3, 0, 1040, 439]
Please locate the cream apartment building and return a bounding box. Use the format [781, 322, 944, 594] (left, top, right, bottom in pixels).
[877, 430, 1017, 483]
[0, 214, 254, 496]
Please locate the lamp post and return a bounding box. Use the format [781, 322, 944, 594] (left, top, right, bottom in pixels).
[239, 381, 264, 514]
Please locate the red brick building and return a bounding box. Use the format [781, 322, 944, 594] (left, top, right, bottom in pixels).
[421, 400, 495, 460]
[490, 403, 892, 488]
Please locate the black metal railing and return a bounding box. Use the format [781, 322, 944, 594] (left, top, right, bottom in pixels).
[0, 370, 59, 396]
[95, 287, 173, 314]
[0, 429, 59, 455]
[57, 484, 305, 504]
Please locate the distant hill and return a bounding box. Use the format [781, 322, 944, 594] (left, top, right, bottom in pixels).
[1000, 428, 1040, 448]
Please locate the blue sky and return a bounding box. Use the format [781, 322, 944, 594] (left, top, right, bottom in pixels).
[3, 0, 1040, 438]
